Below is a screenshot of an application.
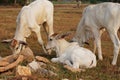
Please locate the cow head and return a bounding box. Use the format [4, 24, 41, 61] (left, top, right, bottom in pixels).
[46, 32, 71, 50]
[46, 33, 58, 50]
[2, 39, 27, 54]
[71, 29, 91, 46]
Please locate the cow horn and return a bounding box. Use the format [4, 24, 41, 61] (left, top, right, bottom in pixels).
[19, 41, 28, 45]
[1, 39, 13, 43]
[55, 31, 71, 39]
[84, 42, 89, 45]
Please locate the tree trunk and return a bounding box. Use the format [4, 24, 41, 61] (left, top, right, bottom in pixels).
[14, 0, 17, 5]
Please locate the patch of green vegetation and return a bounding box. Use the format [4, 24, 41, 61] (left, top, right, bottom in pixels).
[52, 1, 77, 4]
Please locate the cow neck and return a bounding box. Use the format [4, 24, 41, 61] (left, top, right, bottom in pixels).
[55, 39, 70, 57]
[14, 25, 26, 42]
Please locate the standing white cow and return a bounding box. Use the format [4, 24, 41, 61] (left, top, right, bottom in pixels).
[72, 2, 120, 65]
[2, 0, 54, 54]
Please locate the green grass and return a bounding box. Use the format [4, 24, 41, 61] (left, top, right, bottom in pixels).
[0, 4, 120, 80]
[52, 1, 77, 4]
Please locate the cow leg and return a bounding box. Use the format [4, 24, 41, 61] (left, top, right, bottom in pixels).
[43, 22, 53, 54]
[46, 17, 54, 37]
[93, 29, 103, 60]
[51, 58, 59, 63]
[93, 28, 105, 54]
[43, 22, 49, 37]
[108, 31, 120, 65]
[37, 32, 47, 54]
[45, 18, 54, 54]
[72, 62, 79, 69]
[93, 41, 97, 54]
[64, 60, 73, 67]
[32, 25, 47, 53]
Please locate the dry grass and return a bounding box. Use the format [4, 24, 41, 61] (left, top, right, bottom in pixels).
[0, 4, 120, 80]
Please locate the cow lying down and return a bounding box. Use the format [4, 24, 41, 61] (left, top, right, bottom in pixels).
[46, 33, 97, 72]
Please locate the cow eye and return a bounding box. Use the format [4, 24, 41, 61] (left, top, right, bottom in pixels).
[49, 38, 52, 41]
[16, 47, 19, 50]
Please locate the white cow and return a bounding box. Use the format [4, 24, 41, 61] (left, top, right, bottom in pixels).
[2, 0, 54, 54]
[46, 33, 96, 71]
[72, 2, 120, 65]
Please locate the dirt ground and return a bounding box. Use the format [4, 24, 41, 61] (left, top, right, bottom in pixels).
[0, 4, 120, 80]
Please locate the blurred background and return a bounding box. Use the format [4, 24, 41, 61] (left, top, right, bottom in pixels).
[0, 0, 120, 6]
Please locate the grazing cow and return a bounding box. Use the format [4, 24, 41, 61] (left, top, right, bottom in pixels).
[46, 33, 96, 71]
[2, 0, 54, 54]
[72, 2, 120, 65]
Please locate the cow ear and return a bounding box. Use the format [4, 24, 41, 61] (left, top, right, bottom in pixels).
[19, 41, 28, 45]
[84, 42, 89, 45]
[50, 33, 59, 39]
[60, 34, 67, 39]
[59, 32, 71, 39]
[11, 39, 18, 47]
[50, 33, 58, 37]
